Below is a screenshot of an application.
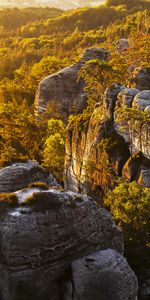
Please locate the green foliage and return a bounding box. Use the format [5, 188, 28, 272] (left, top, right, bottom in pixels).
[0, 99, 45, 165]
[104, 181, 150, 287]
[22, 192, 62, 211]
[42, 119, 66, 180]
[0, 193, 19, 208]
[0, 7, 63, 31]
[104, 181, 150, 245]
[28, 181, 49, 190]
[106, 0, 150, 10]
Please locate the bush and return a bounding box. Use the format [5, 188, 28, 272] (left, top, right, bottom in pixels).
[22, 192, 63, 211]
[104, 181, 150, 289]
[28, 181, 49, 190]
[104, 181, 150, 244]
[0, 193, 19, 211]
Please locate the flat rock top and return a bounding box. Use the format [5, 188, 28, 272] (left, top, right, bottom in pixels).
[0, 160, 58, 193]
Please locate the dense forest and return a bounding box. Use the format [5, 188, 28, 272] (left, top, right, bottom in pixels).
[0, 1, 150, 299]
[0, 0, 150, 165]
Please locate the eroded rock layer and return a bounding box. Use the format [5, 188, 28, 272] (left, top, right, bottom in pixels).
[0, 189, 138, 300]
[0, 160, 58, 193]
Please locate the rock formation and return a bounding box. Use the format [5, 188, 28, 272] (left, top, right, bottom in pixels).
[35, 48, 109, 119]
[133, 67, 150, 90]
[0, 160, 58, 193]
[67, 249, 137, 300]
[115, 89, 150, 159]
[0, 188, 138, 300]
[65, 71, 150, 194]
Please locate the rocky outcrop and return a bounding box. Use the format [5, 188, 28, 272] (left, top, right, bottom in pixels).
[65, 107, 130, 196]
[65, 84, 131, 196]
[133, 90, 150, 111]
[0, 189, 138, 300]
[117, 88, 139, 108]
[65, 82, 150, 194]
[35, 48, 109, 119]
[133, 67, 150, 90]
[67, 249, 137, 300]
[0, 160, 58, 193]
[115, 89, 150, 161]
[104, 84, 125, 119]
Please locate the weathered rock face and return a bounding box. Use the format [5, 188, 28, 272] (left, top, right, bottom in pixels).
[65, 81, 150, 194]
[117, 88, 139, 108]
[35, 48, 109, 119]
[65, 85, 130, 196]
[104, 84, 125, 119]
[133, 90, 150, 111]
[117, 38, 129, 52]
[65, 109, 130, 196]
[66, 249, 138, 300]
[133, 67, 150, 90]
[122, 151, 150, 184]
[0, 160, 58, 193]
[115, 88, 150, 161]
[0, 189, 137, 300]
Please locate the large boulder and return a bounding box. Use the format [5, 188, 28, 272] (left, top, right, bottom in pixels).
[0, 189, 137, 300]
[64, 249, 138, 300]
[117, 88, 139, 108]
[35, 48, 109, 119]
[133, 90, 150, 111]
[0, 160, 58, 193]
[117, 38, 129, 52]
[133, 67, 150, 90]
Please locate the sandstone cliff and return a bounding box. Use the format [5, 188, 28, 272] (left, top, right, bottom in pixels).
[65, 71, 150, 195]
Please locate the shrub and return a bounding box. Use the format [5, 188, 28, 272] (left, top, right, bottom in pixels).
[28, 181, 49, 190]
[0, 193, 19, 211]
[22, 192, 63, 211]
[104, 181, 150, 243]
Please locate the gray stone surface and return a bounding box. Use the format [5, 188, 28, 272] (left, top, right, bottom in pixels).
[133, 67, 150, 90]
[115, 89, 150, 160]
[104, 84, 125, 119]
[35, 48, 109, 119]
[64, 249, 138, 300]
[133, 90, 150, 111]
[0, 190, 125, 300]
[117, 88, 139, 107]
[0, 160, 58, 193]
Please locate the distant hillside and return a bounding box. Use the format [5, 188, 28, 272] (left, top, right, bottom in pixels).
[0, 0, 106, 9]
[0, 7, 63, 30]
